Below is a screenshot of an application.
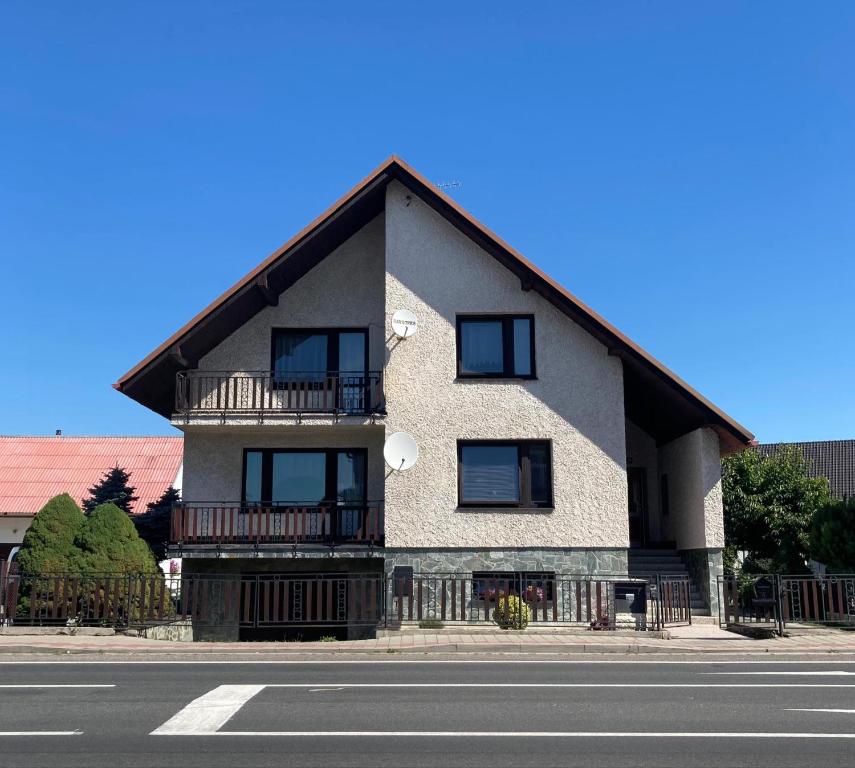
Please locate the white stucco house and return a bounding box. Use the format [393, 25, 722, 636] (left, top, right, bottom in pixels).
[115, 156, 753, 635]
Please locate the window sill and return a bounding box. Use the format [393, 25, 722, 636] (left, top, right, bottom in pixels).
[454, 376, 538, 383]
[455, 506, 554, 514]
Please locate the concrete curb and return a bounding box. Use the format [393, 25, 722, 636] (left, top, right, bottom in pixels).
[0, 641, 853, 656]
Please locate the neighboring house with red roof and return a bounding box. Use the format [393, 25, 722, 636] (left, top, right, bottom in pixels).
[0, 436, 183, 559]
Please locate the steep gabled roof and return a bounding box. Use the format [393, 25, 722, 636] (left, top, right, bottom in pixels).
[0, 436, 183, 515]
[115, 156, 753, 453]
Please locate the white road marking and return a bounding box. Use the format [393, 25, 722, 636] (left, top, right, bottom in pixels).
[706, 671, 855, 676]
[6, 659, 855, 665]
[264, 683, 855, 688]
[151, 685, 265, 735]
[787, 709, 855, 714]
[201, 731, 855, 739]
[0, 731, 82, 737]
[0, 684, 115, 688]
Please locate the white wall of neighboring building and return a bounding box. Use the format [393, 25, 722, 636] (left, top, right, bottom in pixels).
[0, 516, 33, 548]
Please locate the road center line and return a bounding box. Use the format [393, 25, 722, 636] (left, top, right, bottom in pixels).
[786, 709, 855, 714]
[151, 685, 265, 735]
[0, 732, 82, 736]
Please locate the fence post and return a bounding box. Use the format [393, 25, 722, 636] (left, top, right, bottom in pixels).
[126, 574, 134, 628]
[775, 574, 785, 636]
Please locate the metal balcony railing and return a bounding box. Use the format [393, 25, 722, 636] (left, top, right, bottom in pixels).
[170, 502, 384, 547]
[175, 370, 384, 416]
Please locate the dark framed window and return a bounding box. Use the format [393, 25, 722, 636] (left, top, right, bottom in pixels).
[271, 328, 368, 379]
[456, 315, 535, 378]
[457, 440, 552, 508]
[242, 448, 367, 505]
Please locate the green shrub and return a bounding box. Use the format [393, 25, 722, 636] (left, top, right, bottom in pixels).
[16, 494, 85, 575]
[492, 595, 530, 630]
[75, 503, 158, 574]
[418, 618, 445, 630]
[810, 496, 855, 573]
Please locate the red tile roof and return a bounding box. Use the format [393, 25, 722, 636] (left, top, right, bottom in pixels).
[0, 436, 183, 516]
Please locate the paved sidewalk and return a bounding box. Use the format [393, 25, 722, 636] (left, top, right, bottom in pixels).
[1, 625, 854, 656]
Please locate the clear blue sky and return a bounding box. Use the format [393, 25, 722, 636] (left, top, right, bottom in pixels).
[1, 2, 853, 442]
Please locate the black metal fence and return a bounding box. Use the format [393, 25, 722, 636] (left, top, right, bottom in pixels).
[718, 573, 855, 635]
[1, 564, 692, 632]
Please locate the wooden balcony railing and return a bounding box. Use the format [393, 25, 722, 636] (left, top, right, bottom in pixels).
[170, 502, 384, 547]
[175, 370, 384, 416]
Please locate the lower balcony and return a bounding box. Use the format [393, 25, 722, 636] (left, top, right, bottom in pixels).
[170, 502, 384, 549]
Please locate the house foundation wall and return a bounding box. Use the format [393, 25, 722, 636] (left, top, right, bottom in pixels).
[382, 547, 628, 575]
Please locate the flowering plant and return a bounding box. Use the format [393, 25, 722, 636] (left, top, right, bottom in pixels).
[522, 585, 545, 604]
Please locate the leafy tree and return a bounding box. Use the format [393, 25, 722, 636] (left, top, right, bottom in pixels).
[810, 496, 855, 573]
[15, 493, 85, 574]
[75, 503, 158, 574]
[722, 447, 831, 574]
[133, 485, 181, 562]
[82, 466, 138, 515]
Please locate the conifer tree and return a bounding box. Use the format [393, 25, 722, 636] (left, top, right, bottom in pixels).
[82, 466, 138, 515]
[133, 486, 181, 562]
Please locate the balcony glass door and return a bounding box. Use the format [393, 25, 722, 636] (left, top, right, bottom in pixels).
[338, 332, 367, 413]
[272, 452, 327, 539]
[243, 448, 368, 542]
[272, 329, 367, 412]
[337, 451, 366, 536]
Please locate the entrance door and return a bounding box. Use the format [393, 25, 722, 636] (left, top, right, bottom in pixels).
[627, 467, 648, 548]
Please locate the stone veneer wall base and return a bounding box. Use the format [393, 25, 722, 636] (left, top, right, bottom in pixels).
[382, 548, 629, 575]
[679, 548, 724, 615]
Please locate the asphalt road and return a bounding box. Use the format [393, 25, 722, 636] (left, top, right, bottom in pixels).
[1, 658, 855, 768]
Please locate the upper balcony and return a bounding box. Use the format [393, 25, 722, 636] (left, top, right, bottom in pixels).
[174, 370, 385, 422]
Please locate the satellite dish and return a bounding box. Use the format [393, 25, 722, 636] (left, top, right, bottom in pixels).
[384, 432, 419, 471]
[391, 309, 418, 339]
